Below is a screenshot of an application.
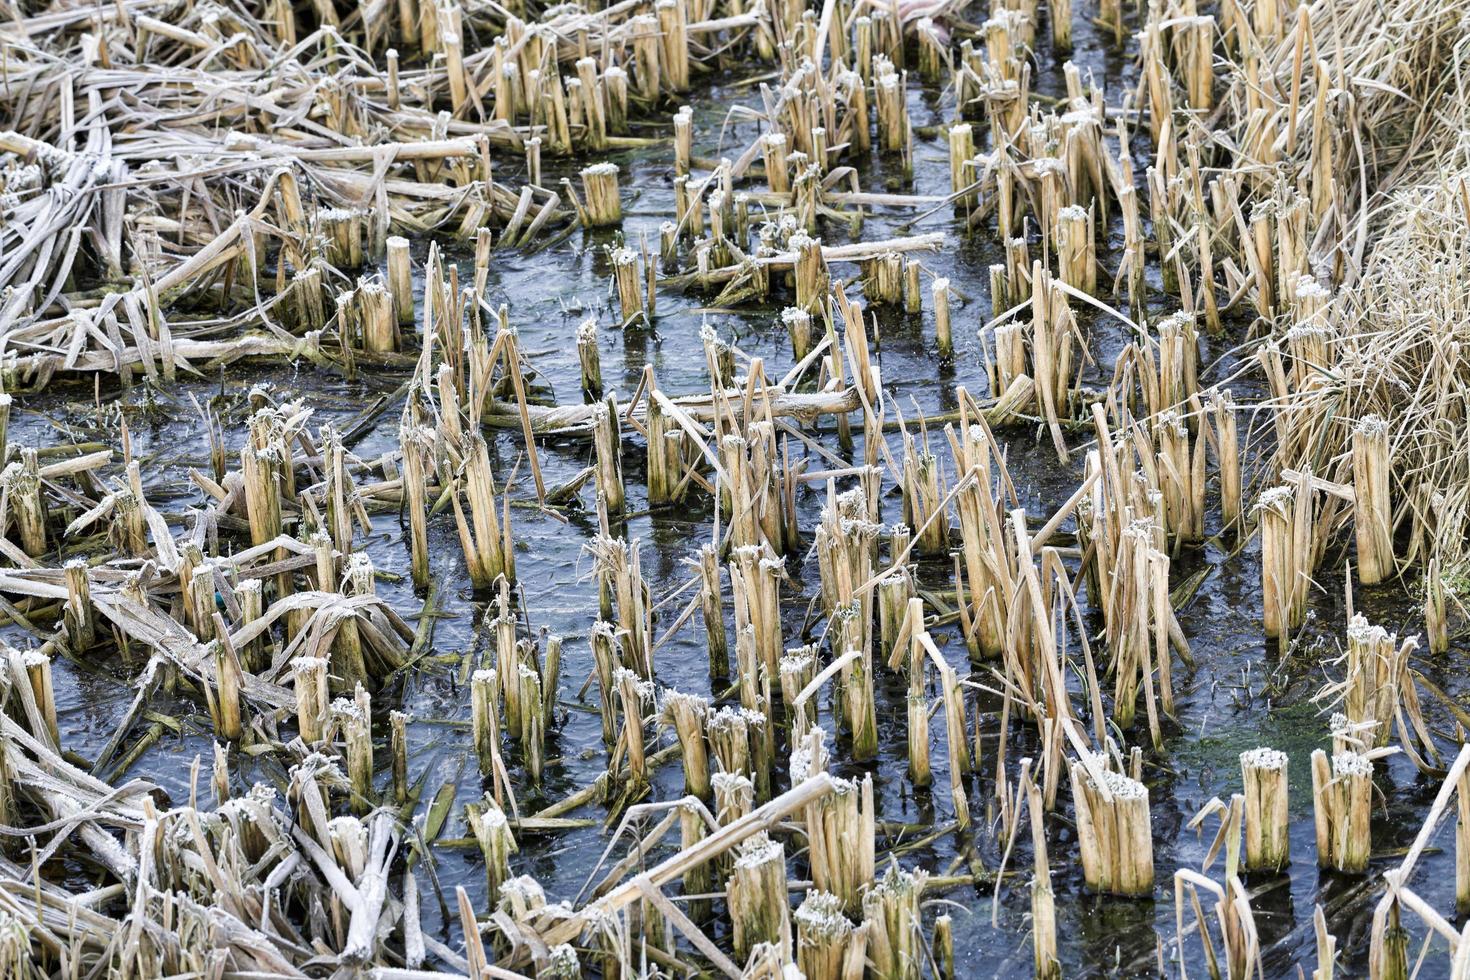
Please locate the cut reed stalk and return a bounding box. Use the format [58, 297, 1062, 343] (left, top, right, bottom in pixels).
[727, 834, 790, 961]
[1311, 749, 1372, 873]
[581, 164, 622, 227]
[294, 656, 330, 745]
[469, 795, 517, 906]
[592, 396, 625, 514]
[698, 544, 729, 679]
[862, 865, 925, 980]
[1070, 757, 1154, 896]
[577, 318, 603, 401]
[662, 691, 712, 799]
[795, 890, 854, 980]
[1352, 415, 1393, 584]
[1241, 748, 1289, 873]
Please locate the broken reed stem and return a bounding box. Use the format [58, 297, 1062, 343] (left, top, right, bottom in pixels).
[805, 774, 875, 914]
[1212, 389, 1241, 532]
[469, 795, 517, 906]
[399, 424, 433, 588]
[1241, 748, 1289, 873]
[781, 645, 818, 737]
[1070, 757, 1153, 896]
[19, 649, 58, 748]
[933, 914, 954, 980]
[840, 641, 879, 762]
[1025, 765, 1060, 978]
[1344, 614, 1409, 748]
[611, 247, 645, 324]
[782, 306, 813, 360]
[580, 163, 622, 227]
[862, 865, 925, 980]
[338, 686, 373, 810]
[4, 449, 45, 556]
[293, 656, 330, 744]
[932, 277, 953, 360]
[727, 834, 790, 961]
[577, 318, 603, 401]
[1352, 415, 1393, 584]
[795, 890, 856, 980]
[212, 639, 244, 742]
[515, 663, 545, 784]
[1428, 556, 1450, 654]
[1454, 765, 1470, 918]
[472, 668, 501, 776]
[1257, 485, 1305, 649]
[451, 432, 512, 588]
[698, 544, 729, 679]
[1311, 748, 1372, 873]
[391, 709, 410, 805]
[63, 559, 95, 653]
[592, 396, 625, 514]
[615, 668, 651, 789]
[661, 690, 711, 799]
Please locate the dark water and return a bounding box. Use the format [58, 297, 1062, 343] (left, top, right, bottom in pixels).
[4, 9, 1467, 979]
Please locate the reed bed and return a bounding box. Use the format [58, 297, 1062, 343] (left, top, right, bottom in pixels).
[2, 0, 1470, 973]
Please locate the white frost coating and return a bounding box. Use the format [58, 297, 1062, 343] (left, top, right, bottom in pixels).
[1254, 485, 1295, 515]
[497, 874, 546, 909]
[1346, 613, 1390, 645]
[789, 230, 819, 251]
[1123, 517, 1157, 541]
[328, 814, 367, 846]
[660, 688, 708, 716]
[547, 944, 580, 974]
[479, 804, 509, 832]
[1240, 747, 1288, 771]
[1079, 755, 1148, 800]
[330, 697, 363, 723]
[1032, 157, 1066, 177]
[794, 890, 852, 938]
[612, 666, 654, 700]
[1332, 751, 1373, 778]
[1295, 278, 1332, 300]
[734, 834, 783, 868]
[778, 651, 815, 676]
[1355, 414, 1388, 436]
[582, 161, 619, 177]
[1285, 320, 1333, 339]
[788, 728, 829, 782]
[345, 551, 374, 584]
[294, 751, 341, 774]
